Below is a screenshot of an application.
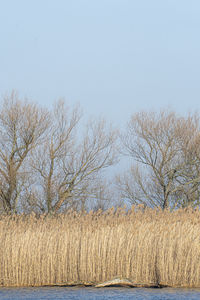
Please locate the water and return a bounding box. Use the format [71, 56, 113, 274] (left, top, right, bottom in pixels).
[0, 287, 200, 300]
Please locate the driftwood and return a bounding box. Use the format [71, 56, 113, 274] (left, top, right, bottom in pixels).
[95, 277, 168, 288]
[95, 278, 135, 288]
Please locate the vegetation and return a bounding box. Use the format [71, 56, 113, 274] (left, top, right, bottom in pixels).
[0, 207, 199, 287]
[0, 91, 118, 214]
[0, 93, 199, 288]
[1, 91, 200, 212]
[117, 110, 200, 209]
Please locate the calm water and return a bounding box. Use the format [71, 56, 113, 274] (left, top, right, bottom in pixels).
[0, 287, 199, 300]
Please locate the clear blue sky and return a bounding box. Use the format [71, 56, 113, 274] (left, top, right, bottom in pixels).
[0, 0, 200, 126]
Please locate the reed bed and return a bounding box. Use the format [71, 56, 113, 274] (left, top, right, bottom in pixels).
[0, 206, 199, 288]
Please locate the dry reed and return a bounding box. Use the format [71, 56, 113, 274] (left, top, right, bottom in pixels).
[0, 206, 199, 288]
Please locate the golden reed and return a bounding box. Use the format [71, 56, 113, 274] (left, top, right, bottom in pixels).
[0, 206, 199, 287]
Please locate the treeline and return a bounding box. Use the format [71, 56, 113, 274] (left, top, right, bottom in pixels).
[0, 91, 200, 214]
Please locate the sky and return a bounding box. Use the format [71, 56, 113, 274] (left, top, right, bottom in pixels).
[0, 0, 200, 127]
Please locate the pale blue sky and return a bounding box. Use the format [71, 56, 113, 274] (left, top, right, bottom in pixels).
[0, 0, 200, 126]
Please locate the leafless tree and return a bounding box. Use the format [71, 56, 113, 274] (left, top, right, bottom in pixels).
[117, 110, 200, 209]
[0, 91, 50, 213]
[29, 100, 118, 213]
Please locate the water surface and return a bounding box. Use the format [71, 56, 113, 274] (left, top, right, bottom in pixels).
[0, 287, 199, 300]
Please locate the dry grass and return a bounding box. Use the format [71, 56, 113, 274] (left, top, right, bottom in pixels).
[0, 206, 199, 287]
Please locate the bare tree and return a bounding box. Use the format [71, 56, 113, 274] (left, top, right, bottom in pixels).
[118, 110, 200, 209]
[0, 91, 50, 213]
[30, 100, 118, 213]
[172, 115, 200, 207]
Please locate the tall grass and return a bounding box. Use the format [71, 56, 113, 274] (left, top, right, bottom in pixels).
[0, 206, 199, 287]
